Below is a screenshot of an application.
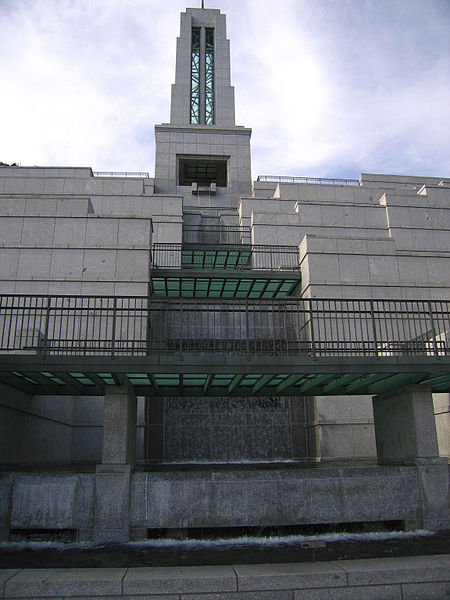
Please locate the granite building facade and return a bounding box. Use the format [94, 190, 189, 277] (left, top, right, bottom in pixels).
[0, 6, 449, 542]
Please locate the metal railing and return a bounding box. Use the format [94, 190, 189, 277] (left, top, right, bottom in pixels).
[0, 295, 448, 359]
[183, 225, 251, 244]
[151, 243, 300, 271]
[257, 175, 360, 186]
[93, 171, 150, 178]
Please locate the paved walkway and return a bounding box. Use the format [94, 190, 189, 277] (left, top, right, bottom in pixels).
[1, 554, 450, 599]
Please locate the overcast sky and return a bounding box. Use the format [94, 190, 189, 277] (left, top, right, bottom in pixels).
[1, 0, 449, 180]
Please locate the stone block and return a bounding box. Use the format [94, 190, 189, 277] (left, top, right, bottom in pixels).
[5, 178, 25, 193]
[0, 475, 12, 539]
[0, 249, 19, 278]
[369, 255, 400, 284]
[308, 478, 346, 522]
[24, 197, 58, 216]
[10, 474, 79, 529]
[73, 474, 95, 531]
[342, 555, 450, 586]
[82, 249, 117, 280]
[124, 565, 237, 595]
[49, 249, 84, 279]
[94, 465, 131, 543]
[235, 562, 346, 591]
[116, 249, 149, 281]
[43, 178, 65, 193]
[182, 593, 292, 600]
[17, 248, 52, 278]
[342, 472, 418, 523]
[402, 581, 450, 599]
[56, 197, 94, 217]
[4, 568, 125, 597]
[277, 479, 311, 522]
[0, 569, 22, 594]
[295, 586, 401, 599]
[85, 217, 119, 246]
[53, 217, 87, 246]
[416, 461, 449, 530]
[209, 481, 248, 526]
[426, 256, 450, 286]
[339, 254, 370, 284]
[118, 219, 151, 247]
[0, 197, 26, 215]
[0, 217, 23, 246]
[306, 254, 340, 285]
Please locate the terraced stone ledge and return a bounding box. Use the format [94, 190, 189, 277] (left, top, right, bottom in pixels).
[1, 554, 449, 599]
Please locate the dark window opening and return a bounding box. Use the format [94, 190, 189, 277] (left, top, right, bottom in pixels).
[179, 158, 227, 187]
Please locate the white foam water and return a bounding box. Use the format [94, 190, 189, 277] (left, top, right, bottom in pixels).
[0, 529, 434, 550]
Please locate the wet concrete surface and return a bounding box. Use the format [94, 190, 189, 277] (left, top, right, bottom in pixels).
[1, 530, 449, 569]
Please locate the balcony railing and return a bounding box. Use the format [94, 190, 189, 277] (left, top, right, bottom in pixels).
[0, 295, 448, 359]
[257, 175, 360, 186]
[92, 171, 150, 178]
[151, 243, 300, 271]
[182, 225, 251, 244]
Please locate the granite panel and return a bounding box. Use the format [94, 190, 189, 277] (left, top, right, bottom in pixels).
[124, 565, 236, 595]
[343, 555, 450, 585]
[182, 593, 292, 600]
[10, 474, 78, 529]
[401, 581, 450, 599]
[4, 568, 125, 598]
[235, 562, 346, 591]
[294, 585, 401, 599]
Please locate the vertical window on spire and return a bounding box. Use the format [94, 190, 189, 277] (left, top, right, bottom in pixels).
[205, 28, 215, 125]
[190, 27, 201, 124]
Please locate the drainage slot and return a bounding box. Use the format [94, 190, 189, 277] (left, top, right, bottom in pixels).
[9, 528, 78, 543]
[147, 521, 404, 541]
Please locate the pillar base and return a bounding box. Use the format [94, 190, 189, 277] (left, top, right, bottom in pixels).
[416, 457, 449, 530]
[93, 465, 131, 544]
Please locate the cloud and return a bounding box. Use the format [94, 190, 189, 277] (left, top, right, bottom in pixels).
[0, 0, 449, 177]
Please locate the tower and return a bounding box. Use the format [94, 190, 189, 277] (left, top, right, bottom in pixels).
[154, 7, 252, 203]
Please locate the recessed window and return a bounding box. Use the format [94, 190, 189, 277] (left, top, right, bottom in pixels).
[179, 157, 227, 187]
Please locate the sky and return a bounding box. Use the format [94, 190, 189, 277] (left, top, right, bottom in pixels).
[0, 0, 449, 180]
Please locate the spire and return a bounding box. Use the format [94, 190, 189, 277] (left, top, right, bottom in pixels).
[169, 7, 236, 127]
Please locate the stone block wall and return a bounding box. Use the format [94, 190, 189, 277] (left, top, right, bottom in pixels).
[3, 463, 445, 543]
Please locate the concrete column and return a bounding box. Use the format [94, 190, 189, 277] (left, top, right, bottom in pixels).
[102, 385, 137, 466]
[372, 384, 439, 465]
[372, 384, 448, 530]
[94, 385, 136, 544]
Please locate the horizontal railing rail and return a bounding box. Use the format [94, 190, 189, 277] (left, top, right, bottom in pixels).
[182, 225, 251, 244]
[93, 171, 150, 178]
[0, 295, 448, 359]
[257, 175, 360, 186]
[151, 243, 300, 271]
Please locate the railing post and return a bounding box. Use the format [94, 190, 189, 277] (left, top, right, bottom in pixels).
[179, 299, 183, 354]
[41, 296, 52, 358]
[245, 299, 250, 356]
[308, 299, 316, 357]
[428, 300, 439, 356]
[370, 300, 378, 356]
[111, 297, 117, 358]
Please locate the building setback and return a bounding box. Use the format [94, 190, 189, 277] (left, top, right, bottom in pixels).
[0, 6, 449, 542]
